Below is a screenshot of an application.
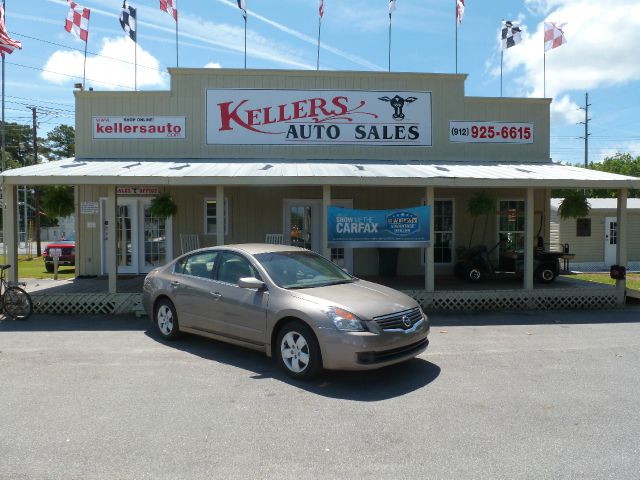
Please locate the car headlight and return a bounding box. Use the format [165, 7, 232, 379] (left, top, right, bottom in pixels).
[324, 307, 365, 332]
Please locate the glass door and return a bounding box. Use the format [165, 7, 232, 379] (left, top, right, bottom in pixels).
[140, 200, 172, 273]
[285, 201, 320, 252]
[116, 199, 138, 274]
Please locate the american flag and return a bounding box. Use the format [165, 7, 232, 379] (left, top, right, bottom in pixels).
[456, 0, 465, 24]
[544, 22, 567, 52]
[65, 1, 91, 43]
[0, 5, 22, 57]
[160, 0, 178, 22]
[319, 0, 324, 19]
[237, 0, 247, 20]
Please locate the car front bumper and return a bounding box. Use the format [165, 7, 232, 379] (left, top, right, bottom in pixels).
[317, 319, 430, 371]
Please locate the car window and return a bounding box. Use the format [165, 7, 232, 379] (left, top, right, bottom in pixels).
[216, 252, 261, 285]
[176, 251, 219, 279]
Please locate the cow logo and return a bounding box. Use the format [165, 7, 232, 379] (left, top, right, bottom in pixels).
[378, 95, 418, 120]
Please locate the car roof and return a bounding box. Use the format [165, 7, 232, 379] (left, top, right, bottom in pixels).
[189, 243, 309, 256]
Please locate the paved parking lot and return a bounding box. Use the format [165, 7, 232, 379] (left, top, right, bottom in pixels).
[1, 308, 640, 480]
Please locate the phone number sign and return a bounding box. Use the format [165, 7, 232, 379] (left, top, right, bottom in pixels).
[449, 121, 534, 144]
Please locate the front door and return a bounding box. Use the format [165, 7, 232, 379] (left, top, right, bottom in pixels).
[101, 197, 173, 275]
[283, 199, 354, 272]
[604, 216, 617, 266]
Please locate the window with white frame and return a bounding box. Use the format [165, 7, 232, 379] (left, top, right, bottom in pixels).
[204, 198, 229, 235]
[434, 200, 454, 263]
[422, 199, 454, 265]
[498, 199, 525, 253]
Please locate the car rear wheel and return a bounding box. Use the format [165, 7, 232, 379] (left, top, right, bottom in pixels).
[154, 299, 180, 340]
[276, 322, 322, 380]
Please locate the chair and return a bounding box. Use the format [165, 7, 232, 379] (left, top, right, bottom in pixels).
[180, 234, 200, 254]
[265, 233, 284, 245]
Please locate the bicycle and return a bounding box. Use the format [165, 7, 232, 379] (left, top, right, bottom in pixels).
[0, 265, 33, 321]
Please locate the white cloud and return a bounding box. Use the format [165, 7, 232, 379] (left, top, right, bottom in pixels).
[41, 37, 167, 90]
[496, 0, 640, 125]
[204, 62, 222, 69]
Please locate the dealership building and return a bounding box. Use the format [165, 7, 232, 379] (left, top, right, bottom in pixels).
[2, 68, 640, 312]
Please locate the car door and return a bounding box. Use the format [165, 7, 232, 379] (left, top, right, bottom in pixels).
[170, 251, 222, 331]
[206, 251, 269, 346]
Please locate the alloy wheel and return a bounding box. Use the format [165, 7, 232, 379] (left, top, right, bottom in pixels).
[157, 304, 174, 336]
[280, 331, 310, 374]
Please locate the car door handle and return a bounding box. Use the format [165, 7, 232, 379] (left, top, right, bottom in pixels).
[210, 291, 222, 299]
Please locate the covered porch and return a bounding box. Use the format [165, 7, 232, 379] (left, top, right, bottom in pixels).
[2, 158, 639, 313]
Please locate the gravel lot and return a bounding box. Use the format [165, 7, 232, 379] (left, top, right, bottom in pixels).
[1, 308, 639, 480]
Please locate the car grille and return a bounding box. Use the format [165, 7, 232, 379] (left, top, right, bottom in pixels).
[374, 307, 423, 331]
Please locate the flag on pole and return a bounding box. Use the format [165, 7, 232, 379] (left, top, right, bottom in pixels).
[237, 0, 247, 20]
[544, 22, 567, 51]
[389, 0, 397, 16]
[456, 0, 465, 24]
[0, 5, 22, 57]
[319, 0, 324, 19]
[120, 2, 137, 42]
[160, 0, 178, 21]
[65, 1, 91, 42]
[501, 21, 522, 49]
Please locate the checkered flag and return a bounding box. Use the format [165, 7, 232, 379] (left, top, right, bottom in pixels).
[501, 20, 522, 50]
[120, 1, 137, 43]
[64, 0, 90, 43]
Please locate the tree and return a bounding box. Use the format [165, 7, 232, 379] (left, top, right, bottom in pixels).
[44, 125, 75, 160]
[467, 191, 496, 248]
[39, 186, 75, 219]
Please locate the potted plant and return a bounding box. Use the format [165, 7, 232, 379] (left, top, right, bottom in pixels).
[149, 191, 178, 219]
[557, 190, 590, 219]
[467, 191, 496, 248]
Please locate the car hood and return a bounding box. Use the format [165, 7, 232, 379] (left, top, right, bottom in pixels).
[46, 242, 75, 248]
[288, 279, 418, 320]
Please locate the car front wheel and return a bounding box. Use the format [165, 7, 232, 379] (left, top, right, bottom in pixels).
[276, 321, 322, 380]
[154, 299, 180, 340]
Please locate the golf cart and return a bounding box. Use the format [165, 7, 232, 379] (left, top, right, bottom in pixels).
[454, 240, 562, 284]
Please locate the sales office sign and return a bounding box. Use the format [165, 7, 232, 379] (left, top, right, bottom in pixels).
[206, 89, 432, 146]
[92, 116, 186, 139]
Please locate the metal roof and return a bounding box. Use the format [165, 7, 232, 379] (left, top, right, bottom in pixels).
[2, 158, 640, 188]
[551, 198, 640, 210]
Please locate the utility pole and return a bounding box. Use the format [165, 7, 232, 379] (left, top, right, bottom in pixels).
[578, 92, 591, 168]
[32, 107, 41, 257]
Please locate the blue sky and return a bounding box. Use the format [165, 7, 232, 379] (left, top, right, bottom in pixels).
[3, 0, 639, 164]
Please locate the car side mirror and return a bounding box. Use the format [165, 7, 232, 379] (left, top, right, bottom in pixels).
[238, 277, 266, 290]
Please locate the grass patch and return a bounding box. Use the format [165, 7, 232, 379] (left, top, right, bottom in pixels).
[16, 255, 75, 280]
[563, 272, 640, 292]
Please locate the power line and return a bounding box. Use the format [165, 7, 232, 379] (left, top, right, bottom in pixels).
[5, 61, 134, 90]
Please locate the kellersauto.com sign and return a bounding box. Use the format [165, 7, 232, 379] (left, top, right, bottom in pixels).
[206, 89, 432, 146]
[92, 116, 186, 139]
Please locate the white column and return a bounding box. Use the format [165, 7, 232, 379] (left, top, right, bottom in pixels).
[3, 185, 18, 284]
[216, 185, 225, 246]
[425, 186, 435, 292]
[106, 185, 117, 293]
[616, 188, 628, 298]
[523, 187, 534, 291]
[322, 185, 331, 259]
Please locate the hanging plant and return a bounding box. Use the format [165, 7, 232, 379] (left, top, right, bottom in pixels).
[558, 190, 590, 219]
[149, 192, 178, 219]
[467, 191, 496, 247]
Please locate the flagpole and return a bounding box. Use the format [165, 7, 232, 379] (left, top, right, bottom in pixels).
[500, 50, 503, 97]
[1, 0, 6, 175]
[134, 38, 137, 91]
[388, 13, 392, 72]
[244, 15, 247, 69]
[82, 39, 87, 88]
[316, 16, 321, 71]
[455, 0, 458, 74]
[175, 4, 179, 67]
[543, 52, 546, 98]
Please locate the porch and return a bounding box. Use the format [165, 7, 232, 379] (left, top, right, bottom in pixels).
[22, 273, 620, 315]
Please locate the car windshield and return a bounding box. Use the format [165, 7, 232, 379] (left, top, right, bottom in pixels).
[254, 250, 354, 289]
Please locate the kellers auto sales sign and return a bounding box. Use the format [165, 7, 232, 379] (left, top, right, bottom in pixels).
[206, 89, 432, 146]
[92, 116, 186, 139]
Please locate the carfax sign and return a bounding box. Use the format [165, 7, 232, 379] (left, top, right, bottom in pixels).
[206, 89, 432, 147]
[328, 206, 431, 248]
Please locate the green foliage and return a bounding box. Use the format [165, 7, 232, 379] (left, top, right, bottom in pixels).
[150, 192, 178, 219]
[557, 190, 591, 219]
[39, 186, 75, 219]
[45, 125, 75, 160]
[467, 191, 496, 247]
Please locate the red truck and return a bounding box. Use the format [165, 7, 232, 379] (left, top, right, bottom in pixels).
[43, 237, 75, 273]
